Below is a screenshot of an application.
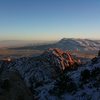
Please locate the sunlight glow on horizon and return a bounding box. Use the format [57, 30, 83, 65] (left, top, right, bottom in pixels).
[0, 32, 100, 41]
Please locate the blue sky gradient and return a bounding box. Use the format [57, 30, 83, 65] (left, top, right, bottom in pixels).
[0, 0, 100, 40]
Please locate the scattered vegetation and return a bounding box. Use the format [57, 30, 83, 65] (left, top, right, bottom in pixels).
[80, 69, 91, 83]
[91, 67, 100, 78]
[50, 73, 77, 96]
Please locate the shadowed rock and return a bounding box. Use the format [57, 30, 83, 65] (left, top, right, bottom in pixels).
[0, 69, 33, 100]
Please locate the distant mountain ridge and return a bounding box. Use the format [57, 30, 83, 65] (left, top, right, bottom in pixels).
[57, 38, 100, 51]
[10, 38, 100, 52]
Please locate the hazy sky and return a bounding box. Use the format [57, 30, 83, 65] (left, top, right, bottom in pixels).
[0, 0, 100, 40]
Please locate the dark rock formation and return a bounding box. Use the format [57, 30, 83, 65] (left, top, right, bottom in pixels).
[98, 50, 100, 56]
[0, 69, 33, 100]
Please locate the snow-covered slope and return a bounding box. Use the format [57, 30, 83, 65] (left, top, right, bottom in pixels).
[56, 38, 100, 51]
[0, 48, 100, 100]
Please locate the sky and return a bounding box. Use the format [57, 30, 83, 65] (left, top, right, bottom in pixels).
[0, 0, 100, 41]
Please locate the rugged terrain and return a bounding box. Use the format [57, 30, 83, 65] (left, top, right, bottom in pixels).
[0, 48, 100, 100]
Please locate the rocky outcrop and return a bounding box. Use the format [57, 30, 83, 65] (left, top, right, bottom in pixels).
[42, 48, 81, 70]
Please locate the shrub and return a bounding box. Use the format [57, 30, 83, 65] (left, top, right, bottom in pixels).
[81, 69, 91, 82]
[51, 73, 77, 96]
[91, 67, 100, 78]
[91, 57, 97, 64]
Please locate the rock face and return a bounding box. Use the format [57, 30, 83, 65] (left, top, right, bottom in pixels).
[42, 48, 80, 70]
